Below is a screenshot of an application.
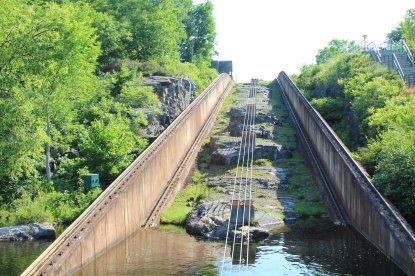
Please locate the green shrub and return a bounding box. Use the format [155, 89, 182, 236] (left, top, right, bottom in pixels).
[12, 195, 54, 225]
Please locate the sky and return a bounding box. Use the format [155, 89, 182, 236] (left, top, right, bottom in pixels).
[193, 0, 414, 82]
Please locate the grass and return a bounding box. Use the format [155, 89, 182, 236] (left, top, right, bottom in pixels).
[228, 166, 273, 178]
[255, 204, 285, 220]
[213, 84, 241, 135]
[160, 176, 209, 225]
[294, 203, 325, 217]
[159, 224, 187, 234]
[268, 80, 326, 219]
[253, 159, 273, 166]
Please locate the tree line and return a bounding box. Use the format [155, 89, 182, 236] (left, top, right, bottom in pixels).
[294, 8, 415, 226]
[0, 0, 217, 226]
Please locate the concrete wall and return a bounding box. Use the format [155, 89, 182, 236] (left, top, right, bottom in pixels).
[23, 74, 234, 275]
[277, 71, 415, 275]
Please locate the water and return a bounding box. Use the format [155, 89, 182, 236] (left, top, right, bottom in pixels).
[0, 219, 405, 275]
[74, 218, 405, 276]
[0, 240, 52, 276]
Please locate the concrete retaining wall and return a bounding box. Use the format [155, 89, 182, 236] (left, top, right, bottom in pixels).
[277, 71, 415, 275]
[23, 74, 234, 275]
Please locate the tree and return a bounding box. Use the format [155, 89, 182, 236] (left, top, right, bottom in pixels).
[373, 130, 415, 225]
[79, 117, 145, 184]
[315, 39, 357, 64]
[0, 0, 47, 199]
[387, 25, 403, 43]
[180, 1, 216, 63]
[401, 8, 415, 50]
[9, 3, 99, 181]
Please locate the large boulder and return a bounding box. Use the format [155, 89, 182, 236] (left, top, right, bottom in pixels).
[0, 222, 56, 242]
[185, 199, 273, 240]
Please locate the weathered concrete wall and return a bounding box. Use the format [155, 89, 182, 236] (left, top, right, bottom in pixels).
[277, 71, 415, 275]
[23, 74, 233, 275]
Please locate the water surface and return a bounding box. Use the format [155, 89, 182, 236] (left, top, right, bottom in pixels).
[75, 218, 406, 275]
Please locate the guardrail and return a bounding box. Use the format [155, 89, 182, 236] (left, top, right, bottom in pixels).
[393, 53, 405, 79]
[278, 71, 415, 276]
[23, 74, 234, 275]
[402, 39, 414, 68]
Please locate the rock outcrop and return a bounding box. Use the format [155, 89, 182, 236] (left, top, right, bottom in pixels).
[209, 136, 291, 166]
[185, 199, 271, 240]
[141, 76, 197, 139]
[0, 222, 56, 241]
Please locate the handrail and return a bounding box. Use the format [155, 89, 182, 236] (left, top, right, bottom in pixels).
[365, 41, 382, 63]
[402, 39, 414, 68]
[393, 53, 405, 79]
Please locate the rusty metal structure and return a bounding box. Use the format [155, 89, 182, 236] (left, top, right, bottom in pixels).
[23, 74, 234, 275]
[277, 71, 415, 275]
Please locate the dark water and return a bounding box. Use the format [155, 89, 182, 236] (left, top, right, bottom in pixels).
[73, 218, 405, 276]
[0, 239, 52, 276]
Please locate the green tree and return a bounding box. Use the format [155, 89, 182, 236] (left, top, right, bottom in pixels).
[387, 25, 403, 43]
[373, 130, 415, 225]
[0, 0, 47, 198]
[180, 1, 216, 63]
[26, 3, 100, 182]
[315, 39, 357, 64]
[401, 8, 415, 50]
[79, 117, 146, 184]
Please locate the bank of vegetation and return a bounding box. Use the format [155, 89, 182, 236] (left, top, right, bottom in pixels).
[293, 8, 415, 226]
[0, 0, 217, 226]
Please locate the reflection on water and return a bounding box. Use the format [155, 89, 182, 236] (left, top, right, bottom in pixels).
[76, 218, 406, 276]
[0, 240, 52, 276]
[74, 229, 224, 275]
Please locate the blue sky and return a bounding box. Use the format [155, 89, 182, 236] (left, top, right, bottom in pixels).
[194, 0, 414, 82]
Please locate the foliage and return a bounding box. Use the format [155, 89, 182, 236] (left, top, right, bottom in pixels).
[388, 8, 415, 50]
[79, 117, 145, 184]
[294, 203, 325, 218]
[0, 188, 102, 227]
[253, 159, 273, 166]
[180, 1, 216, 64]
[387, 25, 403, 43]
[400, 8, 415, 50]
[296, 49, 404, 149]
[0, 0, 218, 225]
[295, 36, 415, 227]
[372, 130, 415, 225]
[309, 97, 344, 124]
[315, 39, 357, 64]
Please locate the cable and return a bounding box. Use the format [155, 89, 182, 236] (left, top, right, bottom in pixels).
[221, 85, 252, 272]
[221, 80, 258, 272]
